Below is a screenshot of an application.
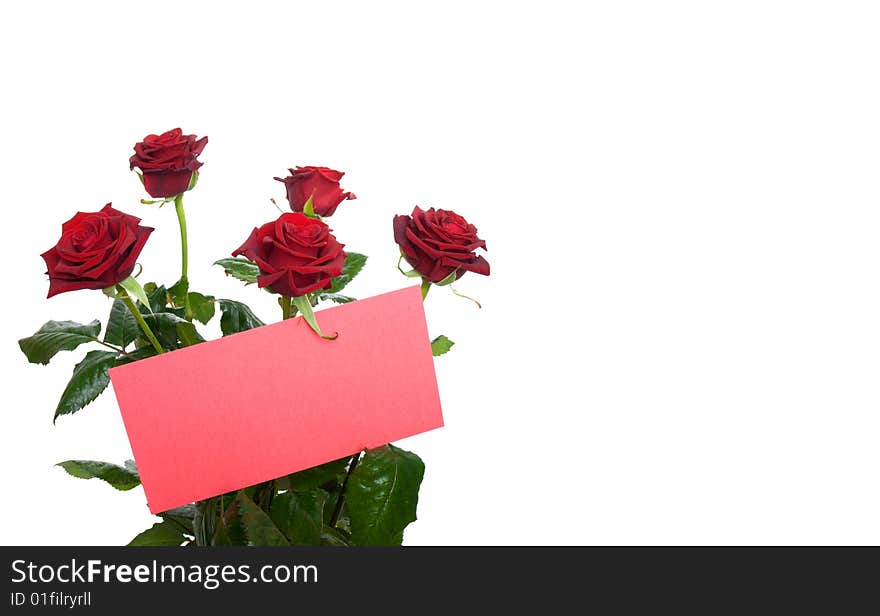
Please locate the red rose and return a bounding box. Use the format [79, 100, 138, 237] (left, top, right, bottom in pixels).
[393, 206, 490, 283]
[233, 212, 346, 297]
[41, 204, 154, 298]
[130, 128, 208, 198]
[274, 166, 356, 217]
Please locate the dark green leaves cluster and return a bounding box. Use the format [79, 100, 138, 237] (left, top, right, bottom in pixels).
[18, 279, 266, 422]
[127, 445, 424, 546]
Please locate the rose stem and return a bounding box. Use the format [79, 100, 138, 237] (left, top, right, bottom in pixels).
[120, 294, 165, 354]
[420, 278, 431, 300]
[329, 452, 361, 527]
[173, 193, 193, 321]
[281, 296, 293, 320]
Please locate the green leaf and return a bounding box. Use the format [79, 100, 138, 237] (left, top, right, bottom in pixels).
[160, 504, 196, 536]
[234, 491, 290, 546]
[103, 300, 139, 348]
[316, 293, 356, 304]
[167, 279, 188, 307]
[347, 444, 425, 546]
[321, 526, 352, 546]
[144, 283, 184, 316]
[214, 257, 259, 285]
[287, 457, 351, 491]
[218, 299, 265, 336]
[176, 320, 204, 347]
[141, 312, 199, 349]
[212, 498, 248, 546]
[188, 292, 216, 325]
[18, 320, 101, 365]
[270, 490, 326, 545]
[292, 295, 337, 340]
[431, 335, 455, 356]
[56, 459, 140, 491]
[328, 252, 367, 293]
[118, 276, 151, 310]
[128, 520, 186, 546]
[55, 350, 117, 420]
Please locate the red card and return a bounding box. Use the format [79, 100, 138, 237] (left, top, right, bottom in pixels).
[109, 285, 443, 513]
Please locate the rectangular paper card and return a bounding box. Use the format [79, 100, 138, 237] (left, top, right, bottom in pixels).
[109, 285, 443, 513]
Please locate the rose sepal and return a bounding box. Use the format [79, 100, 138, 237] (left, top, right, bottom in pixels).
[115, 276, 152, 311]
[302, 194, 319, 219]
[187, 171, 199, 192]
[396, 255, 423, 278]
[291, 294, 337, 340]
[433, 270, 458, 287]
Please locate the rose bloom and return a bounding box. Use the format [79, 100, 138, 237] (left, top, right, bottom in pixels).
[393, 206, 489, 283]
[233, 212, 346, 297]
[41, 204, 154, 297]
[130, 128, 208, 198]
[274, 166, 356, 217]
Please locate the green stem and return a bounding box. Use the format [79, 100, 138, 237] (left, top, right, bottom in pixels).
[281, 296, 292, 320]
[329, 452, 361, 527]
[120, 294, 164, 354]
[92, 338, 132, 357]
[420, 278, 431, 300]
[174, 194, 193, 321]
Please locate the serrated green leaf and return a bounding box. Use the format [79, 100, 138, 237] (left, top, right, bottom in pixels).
[212, 498, 248, 546]
[103, 300, 139, 348]
[347, 444, 425, 546]
[128, 520, 186, 546]
[188, 292, 216, 325]
[55, 350, 117, 420]
[287, 457, 351, 491]
[56, 459, 140, 491]
[159, 504, 196, 536]
[145, 283, 169, 313]
[320, 526, 352, 546]
[176, 320, 204, 347]
[292, 295, 337, 340]
[431, 335, 455, 356]
[270, 490, 326, 545]
[167, 278, 188, 307]
[217, 299, 265, 336]
[234, 491, 290, 546]
[18, 320, 101, 365]
[316, 293, 356, 304]
[214, 257, 259, 285]
[328, 252, 367, 293]
[141, 312, 197, 349]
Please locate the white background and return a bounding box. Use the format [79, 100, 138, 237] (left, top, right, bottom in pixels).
[1, 1, 879, 545]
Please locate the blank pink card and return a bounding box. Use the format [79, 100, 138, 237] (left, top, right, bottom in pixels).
[109, 285, 443, 513]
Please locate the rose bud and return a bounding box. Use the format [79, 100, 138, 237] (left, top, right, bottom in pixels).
[274, 166, 356, 217]
[130, 128, 208, 198]
[393, 206, 490, 283]
[233, 212, 346, 297]
[41, 204, 154, 298]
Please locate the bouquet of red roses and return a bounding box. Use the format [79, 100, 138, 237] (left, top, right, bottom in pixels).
[17, 129, 489, 546]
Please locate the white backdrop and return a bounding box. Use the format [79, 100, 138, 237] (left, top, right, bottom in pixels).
[1, 1, 879, 545]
